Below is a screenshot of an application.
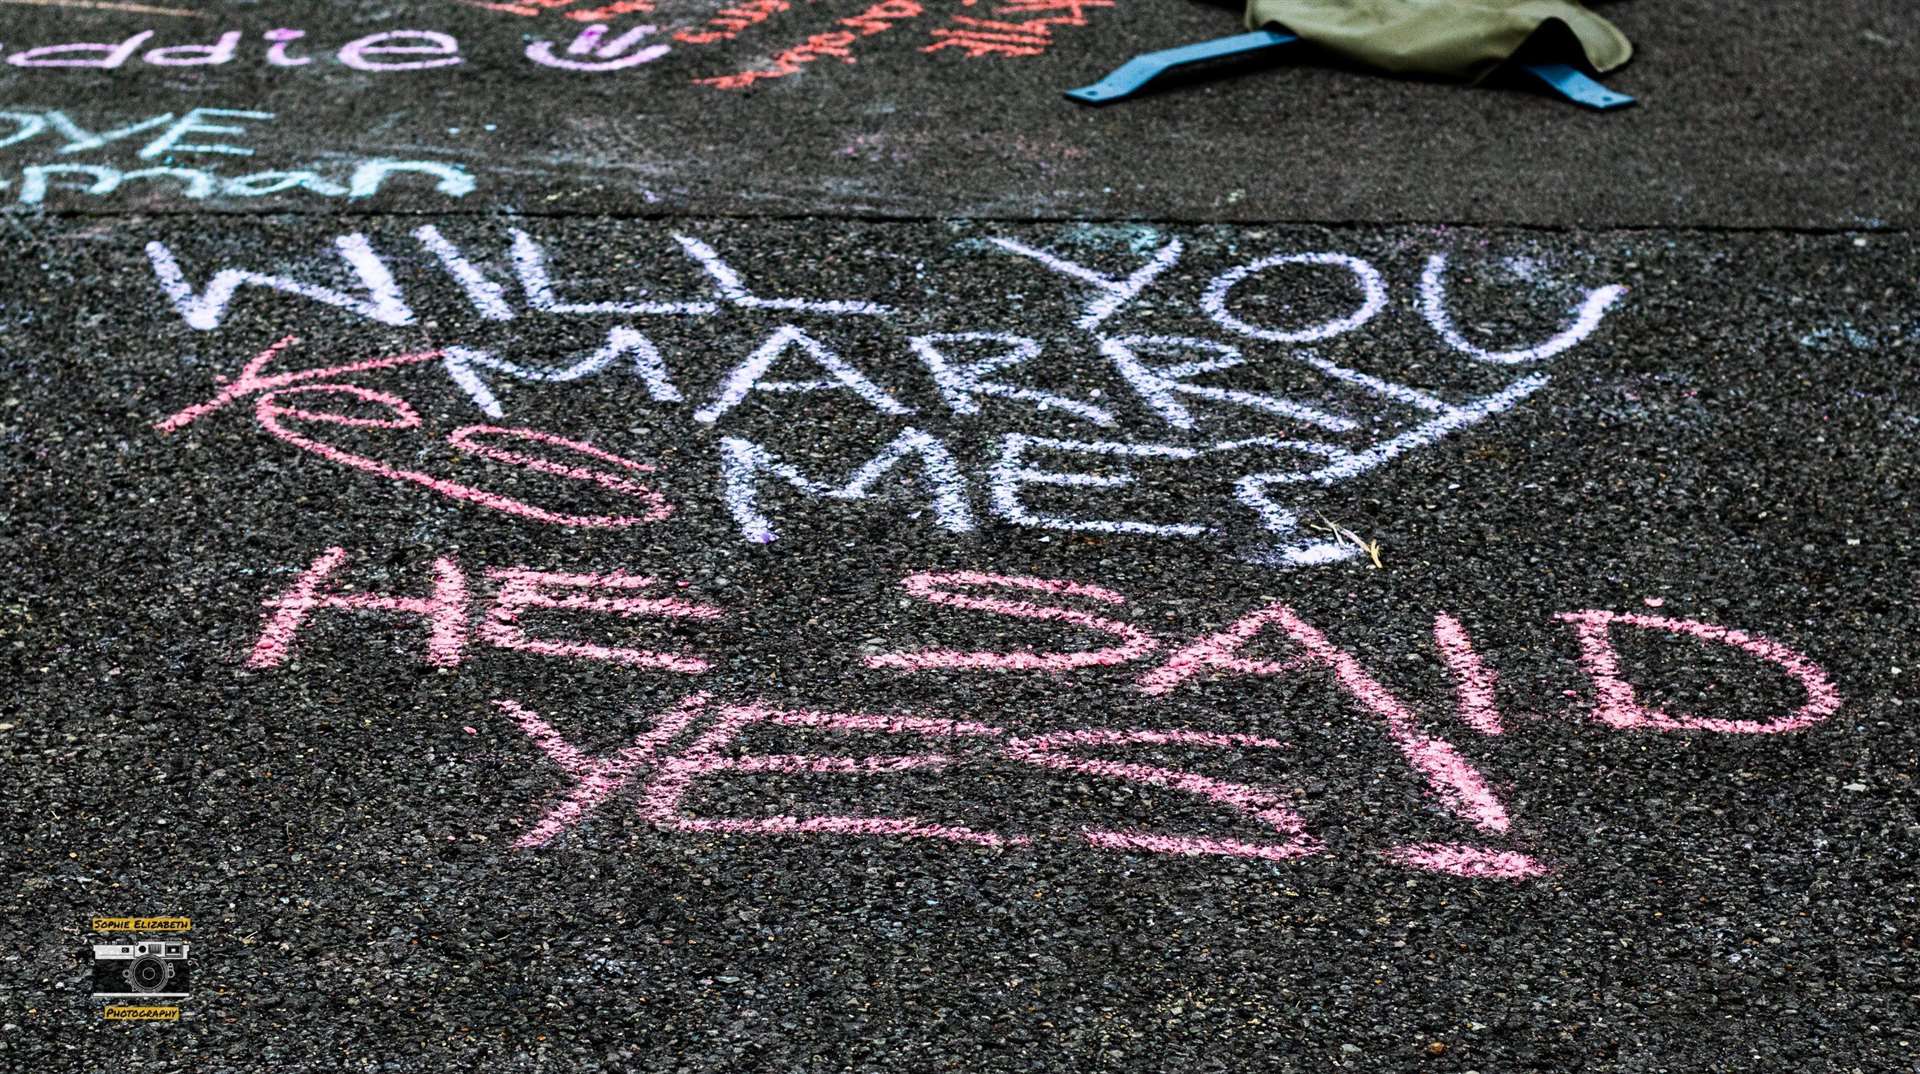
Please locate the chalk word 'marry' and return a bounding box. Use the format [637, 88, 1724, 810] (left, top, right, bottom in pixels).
[148, 228, 1626, 561]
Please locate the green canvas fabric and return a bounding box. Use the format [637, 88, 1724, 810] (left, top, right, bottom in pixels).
[1243, 0, 1632, 78]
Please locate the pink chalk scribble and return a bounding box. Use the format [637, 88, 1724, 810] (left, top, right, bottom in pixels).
[247, 546, 468, 668]
[479, 567, 721, 672]
[863, 571, 1158, 672]
[158, 338, 674, 530]
[1381, 842, 1547, 881]
[253, 384, 671, 528]
[1556, 610, 1843, 734]
[500, 694, 709, 848]
[1003, 729, 1322, 862]
[1433, 612, 1504, 735]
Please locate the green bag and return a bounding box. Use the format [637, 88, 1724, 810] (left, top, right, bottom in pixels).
[1243, 0, 1632, 79]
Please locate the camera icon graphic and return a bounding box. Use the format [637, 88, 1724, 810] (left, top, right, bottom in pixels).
[91, 939, 191, 1000]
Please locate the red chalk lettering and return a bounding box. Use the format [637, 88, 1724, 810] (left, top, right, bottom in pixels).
[247, 547, 469, 668]
[698, 0, 921, 87]
[569, 1, 658, 21]
[989, 0, 1111, 26]
[922, 28, 1046, 57]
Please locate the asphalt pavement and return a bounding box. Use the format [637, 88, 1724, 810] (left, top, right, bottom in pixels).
[1, 2, 1916, 1072]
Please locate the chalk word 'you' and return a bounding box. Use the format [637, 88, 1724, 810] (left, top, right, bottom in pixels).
[0, 107, 472, 205]
[243, 551, 1842, 877]
[1, 26, 667, 75]
[150, 228, 1625, 564]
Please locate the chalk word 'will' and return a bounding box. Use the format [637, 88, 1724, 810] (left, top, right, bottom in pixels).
[149, 226, 1623, 562]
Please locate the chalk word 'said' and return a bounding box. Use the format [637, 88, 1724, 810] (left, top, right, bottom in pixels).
[246, 553, 1842, 746]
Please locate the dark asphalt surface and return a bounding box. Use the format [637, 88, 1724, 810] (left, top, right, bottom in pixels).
[2, 4, 1917, 1074]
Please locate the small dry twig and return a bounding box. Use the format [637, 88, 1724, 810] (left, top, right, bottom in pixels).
[1313, 513, 1383, 569]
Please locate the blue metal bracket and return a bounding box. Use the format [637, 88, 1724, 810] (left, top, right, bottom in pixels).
[1064, 29, 1299, 105]
[1065, 32, 1636, 111]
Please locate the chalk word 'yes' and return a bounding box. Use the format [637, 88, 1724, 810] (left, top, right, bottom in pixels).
[238, 551, 1842, 876]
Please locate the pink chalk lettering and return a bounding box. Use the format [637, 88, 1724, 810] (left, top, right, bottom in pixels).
[444, 425, 674, 522]
[144, 32, 242, 67]
[1136, 603, 1305, 695]
[1262, 607, 1513, 834]
[253, 385, 673, 528]
[1002, 729, 1322, 862]
[247, 547, 468, 668]
[337, 31, 463, 72]
[1381, 842, 1548, 880]
[7, 31, 155, 68]
[264, 29, 313, 67]
[500, 694, 708, 847]
[1138, 601, 1511, 834]
[1556, 610, 1842, 734]
[1432, 612, 1504, 735]
[525, 24, 670, 70]
[153, 336, 440, 432]
[637, 703, 1022, 848]
[479, 568, 719, 672]
[864, 571, 1157, 672]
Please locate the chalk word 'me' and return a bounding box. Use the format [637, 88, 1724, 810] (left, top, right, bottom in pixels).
[240, 552, 1841, 874]
[0, 108, 473, 205]
[150, 228, 1624, 561]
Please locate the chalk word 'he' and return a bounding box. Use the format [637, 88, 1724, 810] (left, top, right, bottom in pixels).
[0, 107, 472, 205]
[238, 550, 1843, 875]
